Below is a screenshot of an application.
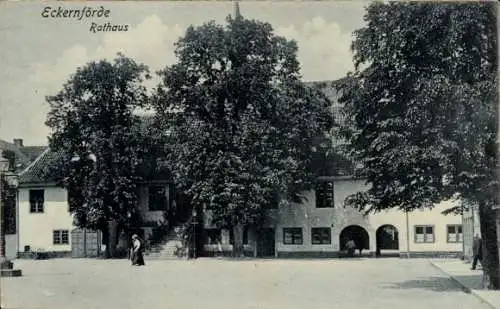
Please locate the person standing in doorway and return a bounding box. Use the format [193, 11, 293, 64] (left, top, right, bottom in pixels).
[130, 234, 145, 266]
[471, 234, 482, 270]
[346, 238, 356, 258]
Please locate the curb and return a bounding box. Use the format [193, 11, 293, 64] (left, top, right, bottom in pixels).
[429, 261, 498, 309]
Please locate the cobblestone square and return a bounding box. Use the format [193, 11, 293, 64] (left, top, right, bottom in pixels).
[0, 258, 494, 309]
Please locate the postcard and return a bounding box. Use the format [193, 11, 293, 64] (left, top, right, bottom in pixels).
[0, 1, 498, 309]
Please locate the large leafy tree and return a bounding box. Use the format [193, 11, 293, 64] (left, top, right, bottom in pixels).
[153, 12, 333, 256]
[337, 2, 499, 288]
[45, 55, 150, 258]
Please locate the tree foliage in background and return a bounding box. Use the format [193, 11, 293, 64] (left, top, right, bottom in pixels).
[153, 13, 333, 256]
[45, 55, 150, 258]
[337, 2, 499, 288]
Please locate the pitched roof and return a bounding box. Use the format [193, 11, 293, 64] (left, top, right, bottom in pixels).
[20, 146, 47, 162]
[18, 148, 61, 184]
[0, 139, 48, 172]
[18, 147, 173, 185]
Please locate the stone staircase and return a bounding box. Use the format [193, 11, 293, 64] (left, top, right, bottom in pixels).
[145, 226, 189, 259]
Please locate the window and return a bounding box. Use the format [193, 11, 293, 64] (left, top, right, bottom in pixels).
[447, 225, 463, 243]
[315, 181, 334, 208]
[148, 186, 168, 211]
[414, 225, 434, 243]
[29, 189, 44, 213]
[311, 227, 331, 245]
[205, 229, 222, 245]
[283, 228, 303, 245]
[53, 230, 69, 245]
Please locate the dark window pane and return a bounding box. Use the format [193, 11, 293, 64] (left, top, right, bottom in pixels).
[62, 231, 69, 244]
[283, 228, 302, 245]
[53, 231, 59, 244]
[322, 229, 331, 244]
[311, 228, 331, 245]
[29, 189, 44, 213]
[316, 181, 334, 208]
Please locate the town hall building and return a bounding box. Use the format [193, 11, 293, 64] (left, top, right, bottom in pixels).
[11, 81, 464, 260]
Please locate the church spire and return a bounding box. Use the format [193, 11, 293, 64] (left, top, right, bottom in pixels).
[233, 1, 241, 19]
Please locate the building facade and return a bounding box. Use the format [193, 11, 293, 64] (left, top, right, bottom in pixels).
[16, 155, 464, 259]
[0, 139, 46, 259]
[202, 177, 463, 258]
[17, 182, 175, 258]
[16, 148, 176, 258]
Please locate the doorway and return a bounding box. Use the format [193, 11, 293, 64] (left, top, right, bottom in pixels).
[376, 225, 399, 257]
[339, 225, 369, 256]
[257, 228, 275, 258]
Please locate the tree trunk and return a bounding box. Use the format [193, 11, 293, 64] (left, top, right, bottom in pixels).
[101, 220, 119, 259]
[101, 228, 110, 259]
[479, 201, 500, 290]
[107, 220, 118, 258]
[195, 219, 204, 258]
[232, 224, 244, 258]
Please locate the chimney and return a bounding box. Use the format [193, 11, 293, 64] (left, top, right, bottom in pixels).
[13, 138, 23, 147]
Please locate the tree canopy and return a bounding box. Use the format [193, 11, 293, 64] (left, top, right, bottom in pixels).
[153, 14, 333, 230]
[338, 2, 497, 213]
[337, 2, 498, 288]
[45, 55, 150, 256]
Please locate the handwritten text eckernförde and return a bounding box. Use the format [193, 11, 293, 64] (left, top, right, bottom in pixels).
[41, 6, 129, 33]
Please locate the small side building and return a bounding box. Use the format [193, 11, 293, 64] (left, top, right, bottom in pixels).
[17, 149, 75, 257]
[16, 148, 177, 258]
[0, 138, 46, 259]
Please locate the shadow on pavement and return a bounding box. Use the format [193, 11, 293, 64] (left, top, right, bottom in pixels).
[452, 274, 484, 290]
[383, 276, 470, 293]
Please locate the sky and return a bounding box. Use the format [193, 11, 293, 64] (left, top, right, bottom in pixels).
[0, 1, 369, 146]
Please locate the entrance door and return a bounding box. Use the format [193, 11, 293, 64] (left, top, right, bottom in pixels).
[257, 228, 275, 258]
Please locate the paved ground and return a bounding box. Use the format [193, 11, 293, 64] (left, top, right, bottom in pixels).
[0, 258, 495, 309]
[430, 259, 500, 309]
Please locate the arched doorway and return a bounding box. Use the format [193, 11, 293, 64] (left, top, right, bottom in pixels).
[376, 225, 399, 257]
[339, 225, 369, 256]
